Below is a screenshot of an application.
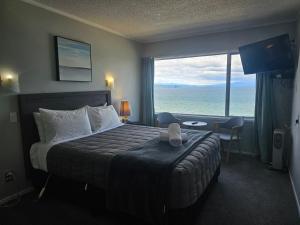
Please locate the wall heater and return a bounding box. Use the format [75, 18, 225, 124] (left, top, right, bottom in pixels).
[272, 129, 285, 170]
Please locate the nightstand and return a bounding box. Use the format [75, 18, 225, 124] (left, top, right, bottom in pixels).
[126, 121, 143, 125]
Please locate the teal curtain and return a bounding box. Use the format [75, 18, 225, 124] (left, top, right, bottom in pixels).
[141, 57, 155, 126]
[254, 73, 276, 163]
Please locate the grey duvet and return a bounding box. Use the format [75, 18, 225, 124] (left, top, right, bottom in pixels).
[47, 124, 221, 209]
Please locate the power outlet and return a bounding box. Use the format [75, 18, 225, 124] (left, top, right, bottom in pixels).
[9, 112, 18, 123]
[4, 171, 14, 183]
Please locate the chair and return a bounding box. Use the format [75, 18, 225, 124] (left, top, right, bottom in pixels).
[157, 112, 181, 128]
[214, 117, 244, 162]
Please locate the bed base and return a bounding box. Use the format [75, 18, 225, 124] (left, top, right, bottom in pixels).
[31, 165, 220, 217]
[168, 165, 220, 224]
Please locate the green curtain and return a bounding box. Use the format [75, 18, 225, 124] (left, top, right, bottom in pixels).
[254, 73, 277, 163]
[141, 57, 155, 126]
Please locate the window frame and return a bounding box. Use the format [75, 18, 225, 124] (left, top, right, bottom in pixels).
[154, 52, 255, 118]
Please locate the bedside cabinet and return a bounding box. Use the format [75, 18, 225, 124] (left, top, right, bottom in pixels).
[126, 121, 143, 125]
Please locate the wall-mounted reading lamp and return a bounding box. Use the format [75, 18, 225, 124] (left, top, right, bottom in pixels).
[0, 73, 19, 93]
[105, 76, 114, 89]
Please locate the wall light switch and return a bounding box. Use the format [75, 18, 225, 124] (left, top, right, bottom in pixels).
[9, 112, 17, 123]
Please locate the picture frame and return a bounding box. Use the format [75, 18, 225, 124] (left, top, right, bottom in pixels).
[54, 36, 92, 82]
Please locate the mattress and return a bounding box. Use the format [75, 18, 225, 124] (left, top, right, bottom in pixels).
[31, 124, 221, 209]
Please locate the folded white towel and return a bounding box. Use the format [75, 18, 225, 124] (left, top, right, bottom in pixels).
[168, 123, 182, 147]
[159, 131, 188, 142]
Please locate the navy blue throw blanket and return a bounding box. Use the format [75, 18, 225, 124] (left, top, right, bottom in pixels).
[106, 130, 212, 225]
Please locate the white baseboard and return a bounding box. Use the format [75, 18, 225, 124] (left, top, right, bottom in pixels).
[289, 171, 300, 216]
[0, 187, 34, 205]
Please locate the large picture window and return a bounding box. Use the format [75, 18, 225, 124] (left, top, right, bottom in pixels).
[154, 54, 255, 117]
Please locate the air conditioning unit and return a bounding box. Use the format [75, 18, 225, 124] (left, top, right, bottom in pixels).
[272, 129, 285, 170]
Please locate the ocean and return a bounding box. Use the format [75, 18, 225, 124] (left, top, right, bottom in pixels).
[154, 84, 256, 117]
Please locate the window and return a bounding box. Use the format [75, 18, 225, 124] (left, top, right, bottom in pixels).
[154, 54, 256, 117]
[230, 54, 256, 117]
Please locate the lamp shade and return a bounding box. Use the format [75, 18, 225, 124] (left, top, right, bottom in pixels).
[120, 100, 131, 117]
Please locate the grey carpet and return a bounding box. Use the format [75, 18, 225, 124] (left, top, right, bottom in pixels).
[0, 154, 299, 225]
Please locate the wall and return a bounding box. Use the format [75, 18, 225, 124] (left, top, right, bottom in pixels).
[290, 18, 300, 214]
[143, 22, 296, 57]
[0, 0, 141, 200]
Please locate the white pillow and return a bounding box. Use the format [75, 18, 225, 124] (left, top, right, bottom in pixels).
[39, 107, 92, 143]
[86, 103, 107, 110]
[33, 112, 46, 143]
[86, 105, 121, 132]
[98, 105, 122, 131]
[86, 104, 107, 131]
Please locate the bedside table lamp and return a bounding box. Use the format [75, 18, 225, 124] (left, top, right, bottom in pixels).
[120, 100, 131, 123]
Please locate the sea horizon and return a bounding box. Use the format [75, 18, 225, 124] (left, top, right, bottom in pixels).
[154, 83, 255, 117]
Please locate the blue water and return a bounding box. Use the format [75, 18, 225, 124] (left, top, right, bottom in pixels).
[154, 84, 255, 117]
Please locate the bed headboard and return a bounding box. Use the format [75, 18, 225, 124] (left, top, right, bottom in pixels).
[18, 90, 111, 177]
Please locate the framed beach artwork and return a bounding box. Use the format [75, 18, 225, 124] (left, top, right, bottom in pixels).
[55, 36, 92, 82]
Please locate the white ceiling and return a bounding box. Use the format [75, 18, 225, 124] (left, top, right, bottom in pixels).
[24, 0, 300, 43]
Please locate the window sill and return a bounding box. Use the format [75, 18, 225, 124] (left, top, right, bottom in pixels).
[155, 112, 254, 121]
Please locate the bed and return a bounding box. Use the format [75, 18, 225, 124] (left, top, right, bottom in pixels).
[18, 91, 221, 223]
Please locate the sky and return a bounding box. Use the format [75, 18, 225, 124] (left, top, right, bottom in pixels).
[154, 54, 256, 86]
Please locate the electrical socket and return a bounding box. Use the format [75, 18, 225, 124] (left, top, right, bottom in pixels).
[4, 170, 14, 183]
[9, 112, 18, 123]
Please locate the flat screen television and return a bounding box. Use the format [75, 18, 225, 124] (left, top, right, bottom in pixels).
[239, 34, 294, 75]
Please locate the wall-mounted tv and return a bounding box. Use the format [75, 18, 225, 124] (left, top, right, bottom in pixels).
[239, 34, 294, 75]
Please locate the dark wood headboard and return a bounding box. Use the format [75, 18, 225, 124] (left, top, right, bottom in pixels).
[18, 91, 111, 177]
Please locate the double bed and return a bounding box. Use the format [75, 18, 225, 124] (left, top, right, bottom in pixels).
[18, 91, 221, 223]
